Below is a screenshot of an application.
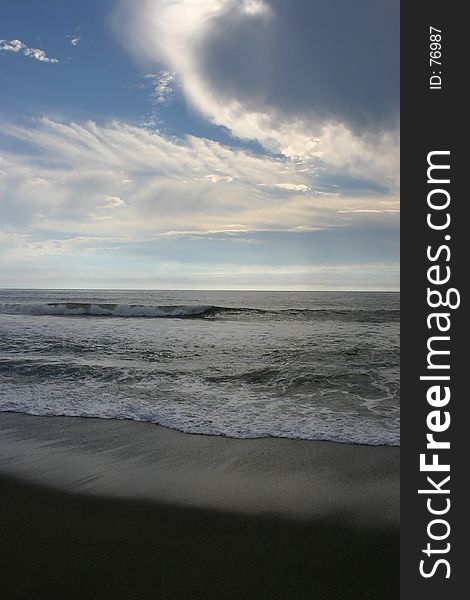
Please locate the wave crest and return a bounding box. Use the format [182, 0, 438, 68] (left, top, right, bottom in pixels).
[0, 302, 399, 322]
[0, 302, 216, 318]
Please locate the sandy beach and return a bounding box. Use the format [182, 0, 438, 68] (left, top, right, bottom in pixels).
[0, 412, 399, 599]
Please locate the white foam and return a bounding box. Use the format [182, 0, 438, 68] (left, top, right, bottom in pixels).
[0, 378, 400, 446]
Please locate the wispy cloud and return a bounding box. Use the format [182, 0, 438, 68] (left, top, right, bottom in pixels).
[0, 38, 59, 63]
[337, 209, 400, 214]
[0, 117, 398, 237]
[144, 71, 176, 104]
[273, 183, 310, 192]
[65, 32, 81, 46]
[0, 117, 398, 289]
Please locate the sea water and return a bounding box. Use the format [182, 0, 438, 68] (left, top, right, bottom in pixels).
[0, 289, 399, 445]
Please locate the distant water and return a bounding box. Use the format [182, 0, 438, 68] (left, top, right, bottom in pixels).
[0, 289, 399, 446]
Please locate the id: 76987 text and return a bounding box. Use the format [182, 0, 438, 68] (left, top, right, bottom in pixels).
[429, 26, 442, 91]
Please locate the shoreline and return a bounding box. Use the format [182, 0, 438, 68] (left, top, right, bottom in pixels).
[0, 411, 399, 598]
[0, 411, 399, 524]
[0, 408, 402, 445]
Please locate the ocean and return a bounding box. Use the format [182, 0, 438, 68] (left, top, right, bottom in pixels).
[0, 289, 399, 446]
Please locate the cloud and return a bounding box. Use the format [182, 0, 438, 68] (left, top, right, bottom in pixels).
[337, 209, 399, 214]
[0, 38, 59, 63]
[114, 0, 399, 187]
[66, 33, 81, 46]
[274, 183, 310, 192]
[199, 0, 398, 131]
[102, 195, 126, 209]
[0, 117, 398, 235]
[0, 39, 24, 52]
[0, 239, 398, 289]
[0, 2, 399, 289]
[0, 117, 398, 289]
[144, 71, 176, 104]
[0, 227, 399, 290]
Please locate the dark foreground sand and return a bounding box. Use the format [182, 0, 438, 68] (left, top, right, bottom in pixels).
[0, 412, 399, 599]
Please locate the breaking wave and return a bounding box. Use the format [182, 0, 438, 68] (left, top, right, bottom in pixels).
[0, 302, 399, 322]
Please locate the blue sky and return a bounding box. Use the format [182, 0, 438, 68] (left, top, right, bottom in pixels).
[0, 0, 399, 290]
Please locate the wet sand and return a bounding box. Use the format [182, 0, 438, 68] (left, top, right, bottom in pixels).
[0, 412, 399, 598]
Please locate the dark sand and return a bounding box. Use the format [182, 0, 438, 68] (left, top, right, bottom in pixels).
[0, 412, 399, 599]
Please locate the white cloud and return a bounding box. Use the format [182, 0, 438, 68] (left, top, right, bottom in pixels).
[274, 183, 310, 192]
[71, 36, 81, 46]
[102, 195, 126, 209]
[144, 71, 176, 104]
[241, 0, 271, 17]
[0, 38, 59, 63]
[0, 117, 398, 241]
[114, 0, 399, 190]
[0, 39, 23, 52]
[0, 117, 398, 289]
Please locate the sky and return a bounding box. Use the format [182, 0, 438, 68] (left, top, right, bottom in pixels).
[0, 0, 399, 290]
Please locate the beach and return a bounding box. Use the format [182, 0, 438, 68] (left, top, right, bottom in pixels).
[1, 0, 401, 592]
[0, 412, 399, 599]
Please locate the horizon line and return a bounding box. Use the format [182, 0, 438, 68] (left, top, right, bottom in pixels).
[0, 286, 400, 293]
